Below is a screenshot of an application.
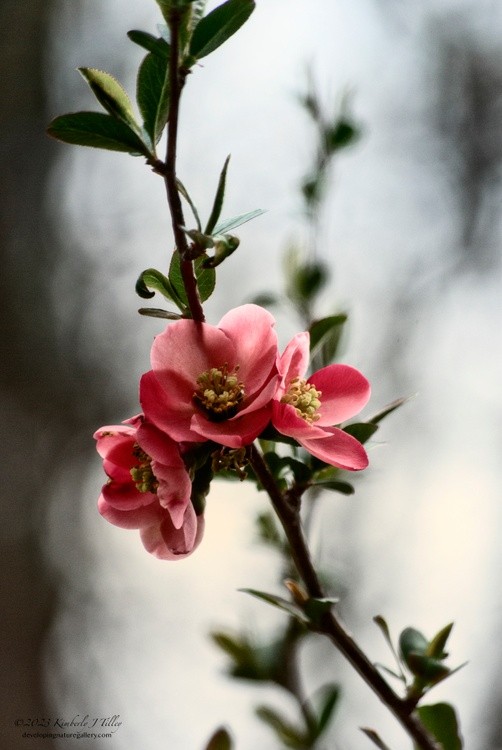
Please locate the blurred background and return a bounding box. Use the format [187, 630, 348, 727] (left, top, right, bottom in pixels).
[1, 0, 502, 748]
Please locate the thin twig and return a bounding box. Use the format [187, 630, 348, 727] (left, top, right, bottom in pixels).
[163, 8, 205, 323]
[248, 444, 441, 750]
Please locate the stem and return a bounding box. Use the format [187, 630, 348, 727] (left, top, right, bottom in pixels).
[163, 9, 205, 323]
[248, 445, 441, 750]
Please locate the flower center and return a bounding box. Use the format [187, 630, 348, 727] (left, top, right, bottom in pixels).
[130, 443, 158, 494]
[281, 377, 322, 423]
[193, 363, 245, 422]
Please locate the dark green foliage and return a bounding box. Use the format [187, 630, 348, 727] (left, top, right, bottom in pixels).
[47, 112, 151, 156]
[416, 704, 463, 750]
[189, 0, 255, 61]
[136, 51, 170, 145]
[204, 727, 233, 750]
[169, 249, 216, 305]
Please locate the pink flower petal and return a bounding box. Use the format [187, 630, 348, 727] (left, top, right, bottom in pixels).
[301, 427, 369, 470]
[98, 494, 163, 529]
[190, 405, 272, 448]
[218, 304, 278, 395]
[140, 370, 203, 442]
[309, 365, 371, 425]
[151, 319, 236, 396]
[140, 505, 204, 560]
[101, 480, 156, 511]
[272, 400, 327, 440]
[276, 332, 310, 392]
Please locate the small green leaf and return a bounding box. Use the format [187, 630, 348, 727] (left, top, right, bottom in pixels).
[78, 68, 139, 131]
[399, 627, 429, 666]
[290, 262, 329, 303]
[263, 452, 312, 485]
[304, 596, 339, 628]
[249, 292, 279, 307]
[138, 307, 181, 319]
[373, 615, 406, 681]
[416, 703, 463, 750]
[309, 314, 347, 365]
[313, 480, 354, 495]
[136, 50, 170, 145]
[360, 727, 393, 750]
[325, 119, 359, 152]
[189, 0, 255, 61]
[205, 154, 231, 234]
[136, 268, 184, 308]
[313, 683, 340, 736]
[255, 511, 283, 549]
[255, 705, 308, 749]
[213, 207, 266, 235]
[127, 29, 170, 57]
[177, 179, 202, 231]
[368, 396, 410, 424]
[239, 588, 309, 624]
[169, 250, 216, 304]
[204, 727, 233, 750]
[47, 112, 151, 156]
[343, 422, 379, 444]
[427, 622, 454, 660]
[407, 654, 450, 682]
[190, 455, 213, 516]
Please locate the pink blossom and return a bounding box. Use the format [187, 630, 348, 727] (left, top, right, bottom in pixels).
[272, 332, 371, 470]
[140, 304, 280, 448]
[94, 416, 203, 560]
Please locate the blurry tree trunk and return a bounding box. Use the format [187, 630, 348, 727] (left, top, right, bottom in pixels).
[0, 2, 98, 748]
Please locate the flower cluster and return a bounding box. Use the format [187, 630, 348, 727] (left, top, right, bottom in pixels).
[95, 305, 370, 559]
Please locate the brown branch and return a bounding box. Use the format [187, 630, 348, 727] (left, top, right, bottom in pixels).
[248, 444, 441, 750]
[163, 8, 205, 323]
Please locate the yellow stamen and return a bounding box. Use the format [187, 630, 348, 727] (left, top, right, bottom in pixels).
[193, 363, 244, 422]
[130, 443, 158, 493]
[281, 377, 322, 423]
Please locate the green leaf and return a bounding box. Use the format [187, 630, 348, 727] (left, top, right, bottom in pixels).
[304, 596, 339, 628]
[213, 207, 266, 235]
[190, 455, 213, 516]
[427, 622, 454, 660]
[136, 50, 170, 145]
[360, 727, 393, 750]
[406, 654, 450, 682]
[416, 703, 463, 750]
[255, 511, 283, 549]
[343, 422, 379, 444]
[325, 119, 359, 152]
[255, 706, 308, 749]
[239, 588, 309, 624]
[47, 112, 151, 156]
[313, 479, 354, 495]
[78, 68, 139, 131]
[399, 627, 429, 666]
[204, 727, 233, 750]
[205, 155, 231, 234]
[177, 179, 202, 231]
[249, 292, 279, 307]
[169, 250, 216, 304]
[189, 0, 255, 61]
[367, 396, 410, 425]
[127, 29, 170, 57]
[138, 307, 181, 319]
[290, 262, 329, 303]
[135, 268, 185, 308]
[309, 314, 347, 365]
[263, 452, 312, 485]
[373, 615, 406, 681]
[313, 683, 340, 736]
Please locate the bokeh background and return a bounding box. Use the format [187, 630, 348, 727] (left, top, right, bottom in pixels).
[2, 0, 502, 748]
